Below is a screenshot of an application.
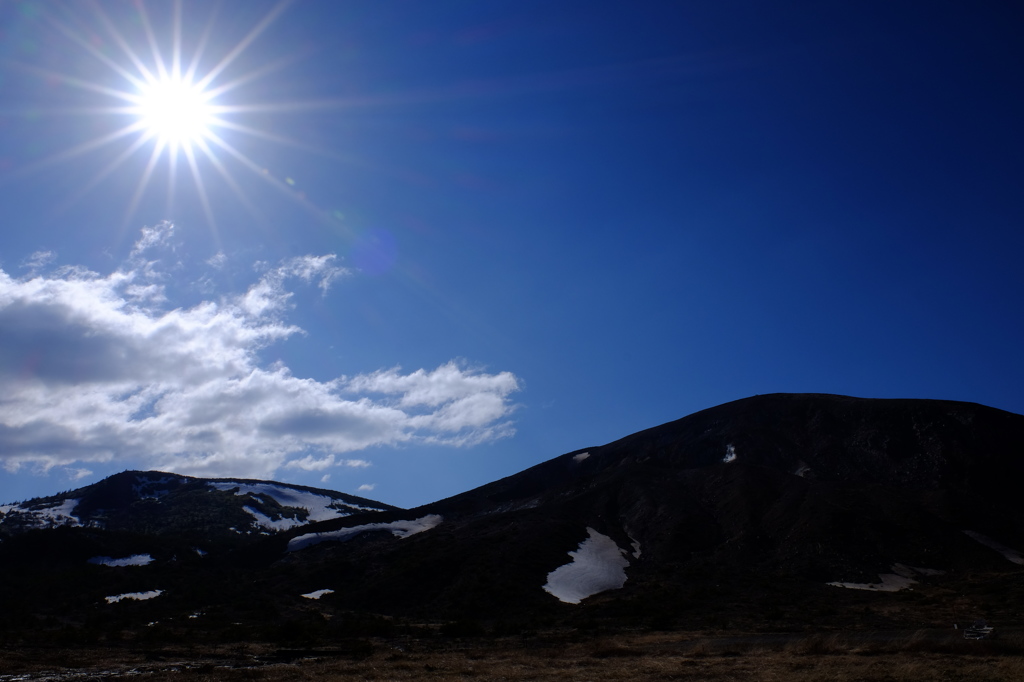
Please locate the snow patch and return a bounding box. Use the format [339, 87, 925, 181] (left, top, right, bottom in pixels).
[543, 528, 630, 604]
[89, 554, 153, 567]
[241, 505, 305, 532]
[723, 444, 737, 464]
[828, 574, 916, 592]
[302, 589, 335, 600]
[794, 462, 811, 477]
[212, 481, 388, 516]
[35, 498, 82, 525]
[288, 515, 443, 552]
[573, 452, 590, 463]
[826, 564, 944, 592]
[964, 530, 1024, 565]
[210, 481, 385, 532]
[2, 498, 83, 529]
[105, 590, 163, 604]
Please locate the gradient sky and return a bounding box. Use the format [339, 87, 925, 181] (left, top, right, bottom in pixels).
[1, 1, 1022, 508]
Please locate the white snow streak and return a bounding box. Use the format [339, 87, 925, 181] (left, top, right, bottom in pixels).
[964, 530, 1024, 565]
[89, 554, 153, 567]
[288, 514, 443, 551]
[301, 589, 335, 600]
[543, 528, 630, 604]
[0, 498, 82, 529]
[105, 590, 163, 604]
[241, 505, 302, 531]
[209, 481, 386, 531]
[723, 444, 737, 464]
[827, 573, 916, 592]
[36, 498, 82, 524]
[826, 564, 944, 592]
[573, 452, 590, 463]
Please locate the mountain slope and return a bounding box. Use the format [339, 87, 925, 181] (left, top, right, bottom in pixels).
[3, 393, 1024, 638]
[273, 393, 1024, 622]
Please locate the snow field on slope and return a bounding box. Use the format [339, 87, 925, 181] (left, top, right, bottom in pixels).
[288, 515, 443, 551]
[827, 573, 916, 592]
[105, 590, 163, 604]
[209, 481, 386, 531]
[827, 564, 945, 592]
[242, 505, 303, 532]
[543, 528, 630, 604]
[0, 498, 82, 528]
[89, 554, 153, 567]
[302, 589, 334, 599]
[723, 444, 738, 463]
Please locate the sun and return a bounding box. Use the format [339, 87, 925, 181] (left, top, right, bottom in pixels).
[132, 75, 215, 149]
[3, 1, 334, 230]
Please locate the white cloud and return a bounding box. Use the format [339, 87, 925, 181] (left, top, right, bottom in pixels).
[357, 483, 376, 492]
[21, 251, 56, 272]
[282, 455, 369, 471]
[347, 363, 520, 409]
[129, 223, 174, 260]
[0, 223, 521, 480]
[206, 251, 227, 269]
[284, 454, 337, 471]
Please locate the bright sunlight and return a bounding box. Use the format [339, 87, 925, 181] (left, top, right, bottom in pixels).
[133, 75, 214, 148]
[7, 1, 307, 230]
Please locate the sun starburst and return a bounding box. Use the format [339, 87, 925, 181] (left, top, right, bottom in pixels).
[2, 0, 337, 232]
[132, 75, 216, 148]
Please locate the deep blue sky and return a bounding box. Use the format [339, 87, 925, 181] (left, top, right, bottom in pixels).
[1, 1, 1022, 508]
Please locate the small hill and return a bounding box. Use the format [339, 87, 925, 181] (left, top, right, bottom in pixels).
[0, 470, 398, 539]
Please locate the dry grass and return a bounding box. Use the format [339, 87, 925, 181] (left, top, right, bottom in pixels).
[4, 630, 1024, 681]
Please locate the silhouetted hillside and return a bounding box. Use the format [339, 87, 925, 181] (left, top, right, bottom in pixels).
[3, 394, 1023, 643]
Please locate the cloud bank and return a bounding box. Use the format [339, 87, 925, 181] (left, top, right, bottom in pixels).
[0, 223, 520, 479]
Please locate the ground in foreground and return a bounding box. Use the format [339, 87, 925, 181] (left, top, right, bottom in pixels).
[3, 630, 1024, 681]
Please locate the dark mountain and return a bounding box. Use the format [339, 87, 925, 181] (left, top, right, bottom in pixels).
[265, 393, 1024, 625]
[3, 393, 1024, 643]
[0, 470, 397, 539]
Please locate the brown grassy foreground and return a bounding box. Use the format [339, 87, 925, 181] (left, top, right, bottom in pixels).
[3, 630, 1024, 681]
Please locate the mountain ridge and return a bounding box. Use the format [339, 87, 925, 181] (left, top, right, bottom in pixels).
[241, 393, 1024, 621]
[0, 469, 398, 538]
[3, 393, 1024, 640]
